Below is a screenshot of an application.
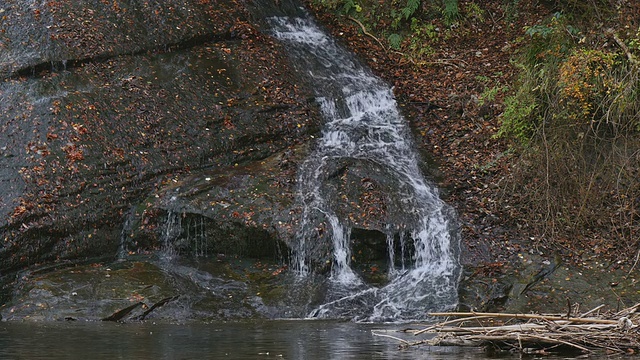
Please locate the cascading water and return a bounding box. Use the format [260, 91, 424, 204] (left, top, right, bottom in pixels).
[159, 210, 182, 263]
[262, 7, 462, 322]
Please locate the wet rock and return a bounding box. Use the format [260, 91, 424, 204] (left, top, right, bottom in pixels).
[0, 0, 321, 287]
[2, 261, 177, 321]
[139, 143, 313, 258]
[0, 257, 296, 322]
[0, 0, 240, 77]
[458, 253, 640, 314]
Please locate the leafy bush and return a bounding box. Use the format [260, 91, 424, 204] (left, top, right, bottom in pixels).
[401, 0, 421, 20]
[496, 13, 577, 143]
[499, 10, 640, 254]
[442, 0, 460, 26]
[496, 93, 536, 143]
[558, 49, 618, 124]
[388, 33, 403, 50]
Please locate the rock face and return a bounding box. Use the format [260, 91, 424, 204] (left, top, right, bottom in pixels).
[4, 1, 635, 322]
[0, 0, 321, 292]
[1, 0, 238, 77]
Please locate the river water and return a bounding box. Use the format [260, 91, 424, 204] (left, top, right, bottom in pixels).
[1, 320, 631, 360]
[0, 320, 577, 359]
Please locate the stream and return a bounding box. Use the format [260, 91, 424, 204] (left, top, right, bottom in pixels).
[0, 320, 610, 360]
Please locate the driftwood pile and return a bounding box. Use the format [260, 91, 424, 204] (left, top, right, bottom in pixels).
[375, 304, 640, 355]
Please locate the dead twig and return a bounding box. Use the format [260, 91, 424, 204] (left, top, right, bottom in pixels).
[414, 315, 493, 335]
[347, 16, 387, 52]
[385, 306, 640, 355]
[428, 311, 619, 324]
[371, 331, 411, 345]
[607, 29, 639, 65]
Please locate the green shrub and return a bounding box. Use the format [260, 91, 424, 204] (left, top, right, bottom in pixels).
[442, 0, 460, 26]
[388, 33, 403, 50]
[401, 0, 421, 20]
[496, 92, 537, 143]
[499, 10, 640, 255]
[496, 13, 578, 143]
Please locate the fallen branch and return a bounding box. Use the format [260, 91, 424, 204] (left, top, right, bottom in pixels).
[607, 29, 639, 65]
[347, 16, 387, 52]
[101, 302, 144, 322]
[371, 331, 411, 345]
[525, 333, 592, 353]
[414, 315, 493, 335]
[428, 311, 620, 325]
[133, 295, 179, 321]
[383, 306, 640, 355]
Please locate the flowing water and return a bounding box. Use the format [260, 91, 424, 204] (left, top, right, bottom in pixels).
[262, 6, 461, 322]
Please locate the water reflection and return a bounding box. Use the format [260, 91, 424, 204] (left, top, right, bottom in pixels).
[0, 320, 621, 359]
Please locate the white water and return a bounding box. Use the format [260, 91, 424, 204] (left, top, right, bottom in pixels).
[268, 15, 461, 321]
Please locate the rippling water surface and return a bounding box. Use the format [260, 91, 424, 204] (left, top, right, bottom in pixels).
[0, 320, 622, 359]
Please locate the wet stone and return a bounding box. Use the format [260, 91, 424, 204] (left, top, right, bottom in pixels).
[0, 257, 298, 322]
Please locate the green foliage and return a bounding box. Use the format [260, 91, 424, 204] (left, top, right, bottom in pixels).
[341, 0, 357, 14]
[401, 0, 421, 20]
[628, 27, 640, 53]
[501, 16, 640, 143]
[502, 0, 522, 23]
[442, 0, 460, 26]
[406, 18, 438, 61]
[496, 93, 537, 143]
[410, 18, 438, 39]
[475, 75, 490, 83]
[388, 33, 403, 50]
[479, 85, 507, 106]
[522, 13, 579, 67]
[464, 2, 485, 23]
[553, 0, 615, 22]
[524, 13, 579, 39]
[313, 0, 361, 15]
[495, 13, 582, 143]
[313, 0, 341, 11]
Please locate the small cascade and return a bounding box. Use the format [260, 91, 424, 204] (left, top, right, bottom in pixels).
[184, 215, 208, 258]
[148, 207, 211, 261]
[327, 214, 360, 285]
[385, 229, 408, 277]
[159, 210, 182, 263]
[265, 9, 461, 321]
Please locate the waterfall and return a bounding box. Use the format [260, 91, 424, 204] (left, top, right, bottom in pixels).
[262, 6, 461, 322]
